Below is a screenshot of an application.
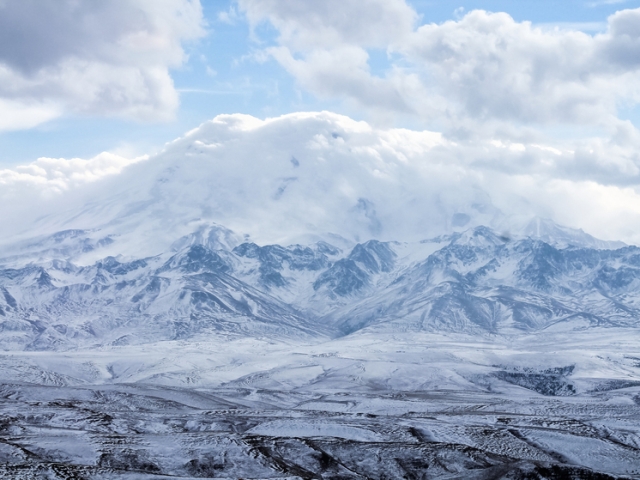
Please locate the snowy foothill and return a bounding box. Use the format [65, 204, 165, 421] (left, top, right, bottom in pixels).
[0, 329, 638, 478]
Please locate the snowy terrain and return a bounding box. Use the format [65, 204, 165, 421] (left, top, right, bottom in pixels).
[0, 113, 638, 478]
[1, 221, 639, 478]
[0, 330, 638, 478]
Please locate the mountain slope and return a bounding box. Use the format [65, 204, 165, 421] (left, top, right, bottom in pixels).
[327, 228, 640, 335]
[1, 223, 639, 351]
[0, 245, 325, 350]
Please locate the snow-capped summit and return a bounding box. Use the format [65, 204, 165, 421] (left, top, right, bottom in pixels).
[519, 217, 625, 250]
[0, 112, 512, 263]
[1, 113, 630, 267]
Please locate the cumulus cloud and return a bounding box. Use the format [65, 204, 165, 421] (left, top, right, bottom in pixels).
[401, 9, 640, 126]
[238, 1, 640, 132]
[0, 0, 205, 129]
[268, 45, 419, 116]
[0, 152, 146, 197]
[0, 150, 148, 243]
[237, 0, 425, 120]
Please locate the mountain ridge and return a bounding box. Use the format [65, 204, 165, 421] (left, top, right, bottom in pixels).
[0, 222, 638, 351]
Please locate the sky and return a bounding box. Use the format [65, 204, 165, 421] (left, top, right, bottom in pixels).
[0, 0, 639, 164]
[2, 0, 640, 243]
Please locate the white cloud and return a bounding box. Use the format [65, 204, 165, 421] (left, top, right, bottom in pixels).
[238, 0, 417, 50]
[238, 0, 425, 121]
[0, 98, 61, 131]
[0, 150, 148, 244]
[401, 9, 640, 126]
[238, 2, 640, 134]
[0, 152, 146, 197]
[588, 0, 631, 6]
[268, 46, 419, 117]
[3, 1, 640, 247]
[3, 112, 640, 251]
[218, 5, 240, 25]
[0, 0, 205, 129]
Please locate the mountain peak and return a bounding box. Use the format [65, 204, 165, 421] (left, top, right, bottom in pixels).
[450, 226, 507, 248]
[520, 217, 625, 250]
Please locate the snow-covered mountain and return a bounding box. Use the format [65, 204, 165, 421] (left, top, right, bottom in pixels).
[1, 221, 638, 351]
[2, 218, 640, 478]
[3, 112, 634, 350]
[1, 114, 640, 478]
[0, 112, 517, 263]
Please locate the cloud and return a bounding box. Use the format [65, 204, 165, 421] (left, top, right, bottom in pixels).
[0, 150, 148, 242]
[0, 0, 205, 129]
[3, 112, 640, 250]
[0, 98, 61, 131]
[238, 0, 424, 121]
[238, 0, 417, 49]
[218, 5, 240, 25]
[588, 0, 631, 6]
[238, 1, 640, 134]
[401, 9, 640, 125]
[268, 45, 419, 117]
[0, 152, 146, 197]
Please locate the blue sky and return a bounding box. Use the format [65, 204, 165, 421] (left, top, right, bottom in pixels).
[1, 0, 639, 166]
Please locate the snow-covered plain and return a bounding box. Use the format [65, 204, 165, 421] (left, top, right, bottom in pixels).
[0, 113, 639, 478]
[0, 331, 639, 478]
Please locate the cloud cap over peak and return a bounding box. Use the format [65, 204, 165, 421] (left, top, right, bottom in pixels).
[2, 112, 640, 254]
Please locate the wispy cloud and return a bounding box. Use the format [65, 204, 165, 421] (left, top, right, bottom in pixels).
[587, 0, 633, 7]
[177, 88, 247, 95]
[218, 5, 241, 24]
